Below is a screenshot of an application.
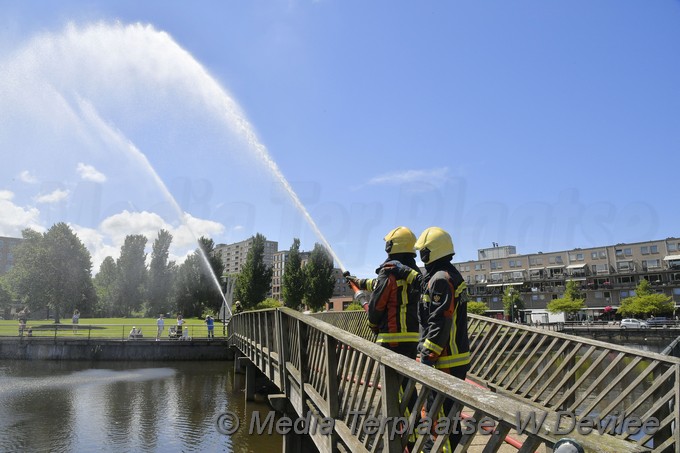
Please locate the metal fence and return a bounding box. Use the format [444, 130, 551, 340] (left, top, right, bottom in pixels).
[0, 322, 226, 340]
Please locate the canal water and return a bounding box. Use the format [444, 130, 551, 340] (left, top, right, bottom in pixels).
[0, 360, 282, 452]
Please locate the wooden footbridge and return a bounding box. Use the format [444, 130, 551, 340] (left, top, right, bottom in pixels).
[229, 308, 679, 452]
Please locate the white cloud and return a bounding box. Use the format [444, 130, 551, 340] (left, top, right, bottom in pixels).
[366, 167, 449, 186]
[76, 162, 107, 183]
[18, 170, 38, 184]
[92, 209, 225, 271]
[0, 193, 43, 236]
[35, 189, 70, 203]
[0, 190, 14, 201]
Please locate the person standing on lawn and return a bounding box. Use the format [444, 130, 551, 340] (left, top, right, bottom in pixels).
[156, 314, 165, 341]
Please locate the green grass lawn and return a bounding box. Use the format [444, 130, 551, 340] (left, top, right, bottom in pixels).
[0, 317, 228, 339]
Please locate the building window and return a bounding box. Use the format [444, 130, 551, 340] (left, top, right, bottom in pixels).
[669, 243, 678, 252]
[674, 288, 680, 295]
[592, 264, 609, 274]
[641, 246, 649, 255]
[530, 257, 543, 266]
[475, 274, 486, 283]
[650, 245, 658, 254]
[617, 261, 634, 272]
[475, 263, 486, 271]
[491, 261, 502, 270]
[594, 291, 603, 299]
[644, 259, 661, 270]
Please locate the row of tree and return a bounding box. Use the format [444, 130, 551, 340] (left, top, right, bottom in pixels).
[0, 223, 338, 322]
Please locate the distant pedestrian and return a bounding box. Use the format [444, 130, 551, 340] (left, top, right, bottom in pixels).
[156, 314, 165, 341]
[176, 315, 184, 336]
[205, 315, 214, 339]
[18, 308, 29, 337]
[72, 309, 80, 334]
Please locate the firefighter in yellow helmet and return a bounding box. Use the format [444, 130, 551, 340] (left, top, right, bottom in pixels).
[346, 226, 423, 448]
[346, 226, 422, 357]
[415, 226, 470, 452]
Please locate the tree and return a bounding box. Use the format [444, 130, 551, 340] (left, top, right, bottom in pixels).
[618, 279, 674, 317]
[0, 277, 14, 317]
[303, 243, 335, 311]
[234, 234, 273, 308]
[502, 287, 523, 321]
[7, 228, 49, 315]
[93, 256, 118, 317]
[282, 238, 305, 309]
[547, 280, 585, 316]
[147, 230, 176, 317]
[170, 237, 224, 318]
[115, 234, 147, 317]
[173, 253, 202, 317]
[8, 224, 96, 323]
[193, 237, 225, 315]
[467, 301, 489, 315]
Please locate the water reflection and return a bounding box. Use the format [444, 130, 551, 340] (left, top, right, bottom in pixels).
[0, 361, 281, 452]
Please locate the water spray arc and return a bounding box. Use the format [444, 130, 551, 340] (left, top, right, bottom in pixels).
[77, 98, 232, 317]
[4, 22, 348, 312]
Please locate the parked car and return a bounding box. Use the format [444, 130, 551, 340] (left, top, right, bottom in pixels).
[646, 317, 671, 327]
[620, 318, 649, 329]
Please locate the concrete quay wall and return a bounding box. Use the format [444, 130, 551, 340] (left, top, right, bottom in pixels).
[0, 338, 236, 361]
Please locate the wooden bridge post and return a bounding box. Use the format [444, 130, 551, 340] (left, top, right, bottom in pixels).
[324, 335, 340, 452]
[276, 309, 289, 394]
[380, 363, 405, 452]
[241, 357, 256, 402]
[297, 319, 309, 416]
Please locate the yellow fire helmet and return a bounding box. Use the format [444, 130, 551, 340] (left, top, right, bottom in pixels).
[384, 226, 417, 255]
[414, 227, 455, 264]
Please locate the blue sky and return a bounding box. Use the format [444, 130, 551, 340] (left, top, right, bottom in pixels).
[0, 1, 679, 277]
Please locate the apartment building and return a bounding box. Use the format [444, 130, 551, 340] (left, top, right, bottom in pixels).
[215, 238, 278, 275]
[455, 238, 680, 321]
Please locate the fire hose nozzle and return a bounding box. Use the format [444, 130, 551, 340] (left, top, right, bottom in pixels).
[344, 271, 369, 311]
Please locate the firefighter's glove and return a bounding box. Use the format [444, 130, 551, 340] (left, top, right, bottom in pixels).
[346, 275, 360, 289]
[420, 352, 438, 367]
[385, 261, 420, 282]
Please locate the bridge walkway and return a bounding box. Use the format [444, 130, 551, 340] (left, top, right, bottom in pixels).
[230, 308, 654, 452]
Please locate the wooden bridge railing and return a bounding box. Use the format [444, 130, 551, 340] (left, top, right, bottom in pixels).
[230, 308, 643, 453]
[313, 311, 680, 453]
